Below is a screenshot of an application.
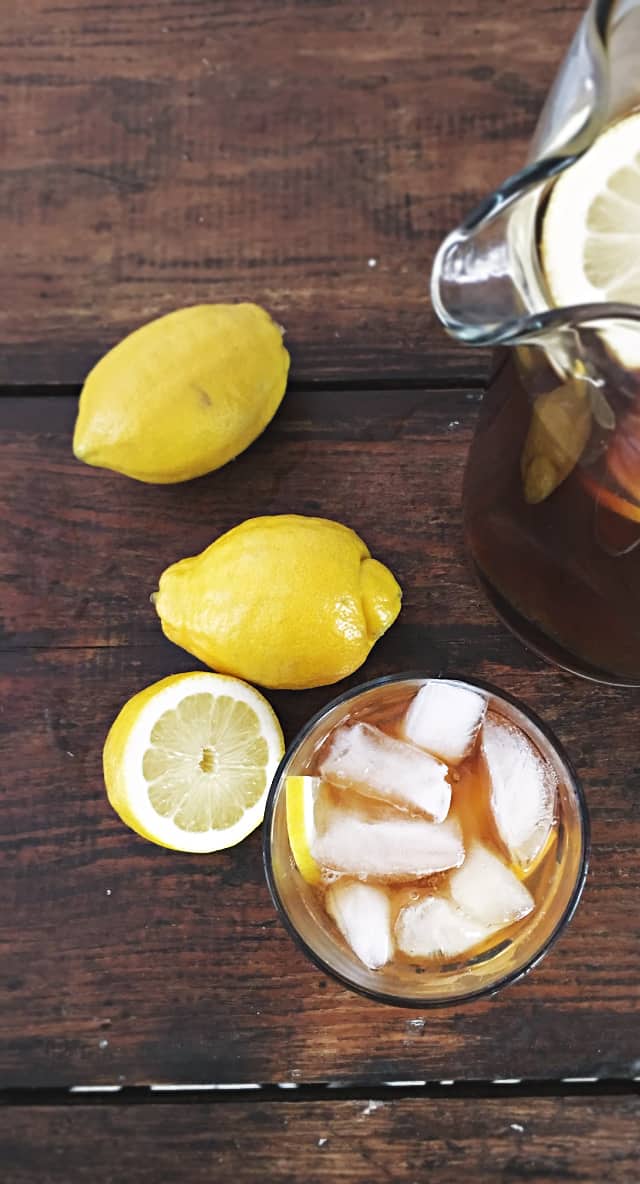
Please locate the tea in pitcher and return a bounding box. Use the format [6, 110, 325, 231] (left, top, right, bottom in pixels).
[465, 109, 640, 684]
[431, 0, 640, 685]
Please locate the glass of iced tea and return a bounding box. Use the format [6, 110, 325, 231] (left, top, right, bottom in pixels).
[263, 674, 588, 1005]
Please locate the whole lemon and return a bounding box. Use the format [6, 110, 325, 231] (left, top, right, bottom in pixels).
[73, 303, 289, 483]
[153, 515, 402, 690]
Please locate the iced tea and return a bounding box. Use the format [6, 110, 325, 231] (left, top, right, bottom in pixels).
[465, 348, 640, 684]
[264, 676, 588, 1005]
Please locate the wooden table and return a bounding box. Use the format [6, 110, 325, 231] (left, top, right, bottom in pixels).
[2, 2, 638, 1179]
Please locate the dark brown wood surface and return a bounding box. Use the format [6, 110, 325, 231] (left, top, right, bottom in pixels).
[2, 392, 639, 1088]
[2, 1098, 639, 1183]
[1, 0, 581, 386]
[2, 1, 639, 1173]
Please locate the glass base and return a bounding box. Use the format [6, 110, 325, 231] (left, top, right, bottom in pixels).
[472, 561, 640, 688]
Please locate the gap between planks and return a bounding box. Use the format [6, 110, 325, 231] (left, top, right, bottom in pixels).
[0, 1080, 637, 1107]
[0, 376, 487, 400]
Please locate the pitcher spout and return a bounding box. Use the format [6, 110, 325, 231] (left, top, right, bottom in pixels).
[430, 161, 563, 348]
[430, 0, 621, 351]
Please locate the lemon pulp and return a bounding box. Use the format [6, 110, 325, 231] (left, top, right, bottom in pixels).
[143, 693, 269, 832]
[542, 111, 640, 369]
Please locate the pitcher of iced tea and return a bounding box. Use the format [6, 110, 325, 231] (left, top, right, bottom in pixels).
[432, 0, 640, 684]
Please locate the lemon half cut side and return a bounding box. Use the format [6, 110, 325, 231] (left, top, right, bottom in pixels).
[104, 672, 284, 852]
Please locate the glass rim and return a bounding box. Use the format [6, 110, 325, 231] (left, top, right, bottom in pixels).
[262, 670, 591, 1008]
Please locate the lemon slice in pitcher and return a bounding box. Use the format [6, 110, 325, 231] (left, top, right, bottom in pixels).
[103, 673, 284, 852]
[542, 110, 640, 369]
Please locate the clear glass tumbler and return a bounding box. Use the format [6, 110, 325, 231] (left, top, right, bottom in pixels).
[263, 673, 589, 1007]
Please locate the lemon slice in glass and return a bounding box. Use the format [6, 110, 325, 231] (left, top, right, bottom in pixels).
[285, 775, 323, 885]
[541, 110, 640, 369]
[103, 672, 284, 852]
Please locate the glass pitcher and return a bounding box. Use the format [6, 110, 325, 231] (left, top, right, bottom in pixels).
[431, 0, 640, 685]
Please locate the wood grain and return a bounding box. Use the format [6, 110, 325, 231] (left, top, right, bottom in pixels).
[0, 0, 581, 385]
[2, 1098, 639, 1183]
[1, 391, 639, 1088]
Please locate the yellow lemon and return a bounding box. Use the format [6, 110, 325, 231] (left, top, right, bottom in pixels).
[514, 826, 558, 882]
[542, 111, 640, 369]
[103, 672, 284, 852]
[285, 776, 323, 885]
[73, 303, 289, 483]
[153, 515, 402, 690]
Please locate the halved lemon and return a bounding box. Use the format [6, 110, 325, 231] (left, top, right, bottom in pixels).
[103, 672, 284, 852]
[285, 775, 323, 885]
[542, 110, 640, 369]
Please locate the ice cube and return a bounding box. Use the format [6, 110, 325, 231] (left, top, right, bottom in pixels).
[312, 806, 464, 880]
[395, 895, 492, 960]
[449, 843, 534, 928]
[319, 722, 450, 822]
[482, 717, 557, 871]
[326, 880, 394, 969]
[403, 680, 486, 765]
